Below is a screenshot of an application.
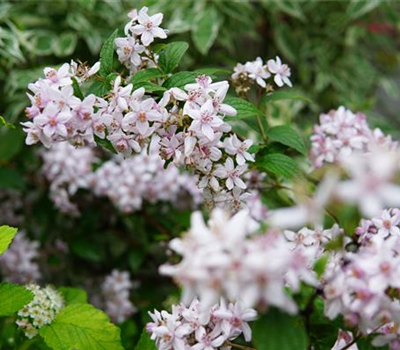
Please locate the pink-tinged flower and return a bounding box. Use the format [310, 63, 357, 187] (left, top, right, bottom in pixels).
[185, 75, 227, 95]
[160, 134, 183, 162]
[245, 57, 271, 88]
[110, 76, 133, 112]
[122, 98, 162, 135]
[331, 330, 358, 350]
[108, 131, 141, 155]
[115, 36, 145, 67]
[131, 7, 167, 46]
[267, 56, 292, 87]
[188, 100, 223, 141]
[43, 63, 72, 86]
[48, 85, 80, 110]
[214, 158, 247, 190]
[192, 326, 226, 350]
[151, 314, 191, 350]
[224, 135, 254, 165]
[211, 83, 237, 116]
[34, 103, 72, 139]
[372, 210, 400, 238]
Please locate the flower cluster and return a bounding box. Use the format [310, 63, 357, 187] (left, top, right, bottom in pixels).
[115, 7, 167, 74]
[147, 299, 257, 350]
[231, 56, 292, 95]
[16, 284, 64, 338]
[0, 232, 41, 284]
[160, 208, 320, 315]
[22, 62, 99, 148]
[323, 209, 400, 349]
[310, 106, 397, 168]
[41, 141, 202, 214]
[101, 270, 136, 324]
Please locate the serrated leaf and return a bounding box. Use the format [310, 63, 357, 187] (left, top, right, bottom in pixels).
[130, 68, 165, 85]
[99, 29, 118, 77]
[268, 125, 307, 155]
[253, 308, 308, 350]
[0, 282, 33, 317]
[40, 304, 124, 350]
[224, 97, 263, 119]
[258, 153, 300, 179]
[59, 287, 88, 305]
[262, 91, 312, 104]
[134, 329, 156, 350]
[192, 6, 221, 55]
[0, 225, 17, 256]
[158, 41, 189, 74]
[347, 0, 382, 20]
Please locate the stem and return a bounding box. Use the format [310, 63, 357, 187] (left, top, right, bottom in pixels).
[226, 341, 256, 350]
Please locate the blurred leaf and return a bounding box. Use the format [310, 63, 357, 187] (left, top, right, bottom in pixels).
[55, 32, 77, 57]
[134, 81, 166, 93]
[275, 1, 306, 22]
[253, 308, 308, 350]
[192, 5, 221, 55]
[94, 135, 117, 154]
[0, 115, 15, 129]
[134, 329, 157, 350]
[347, 0, 382, 20]
[258, 153, 300, 179]
[0, 168, 26, 190]
[40, 304, 124, 350]
[268, 125, 307, 155]
[99, 29, 118, 77]
[0, 125, 25, 162]
[59, 287, 88, 305]
[158, 41, 189, 73]
[34, 31, 55, 55]
[0, 225, 17, 256]
[262, 91, 312, 104]
[0, 282, 33, 317]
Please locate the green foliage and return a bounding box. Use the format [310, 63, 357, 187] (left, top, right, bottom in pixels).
[158, 41, 189, 73]
[258, 153, 300, 179]
[192, 5, 221, 55]
[0, 116, 14, 129]
[59, 287, 88, 305]
[0, 282, 33, 317]
[224, 97, 263, 119]
[130, 68, 165, 85]
[0, 225, 17, 256]
[99, 29, 118, 77]
[267, 125, 307, 155]
[252, 308, 308, 350]
[40, 304, 124, 350]
[134, 329, 157, 350]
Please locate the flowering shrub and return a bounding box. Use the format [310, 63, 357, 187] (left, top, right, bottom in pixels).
[1, 2, 400, 350]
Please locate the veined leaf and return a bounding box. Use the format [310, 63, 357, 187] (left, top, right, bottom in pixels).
[158, 41, 189, 74]
[224, 97, 263, 119]
[268, 125, 307, 155]
[0, 282, 33, 317]
[40, 304, 124, 350]
[99, 29, 118, 77]
[258, 153, 300, 179]
[130, 68, 165, 85]
[0, 225, 17, 256]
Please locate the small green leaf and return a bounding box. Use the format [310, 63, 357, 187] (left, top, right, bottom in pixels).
[0, 116, 15, 129]
[158, 41, 189, 74]
[314, 253, 330, 278]
[253, 308, 308, 350]
[192, 6, 221, 55]
[0, 282, 34, 317]
[99, 29, 118, 77]
[130, 68, 165, 85]
[40, 304, 124, 350]
[94, 135, 117, 154]
[134, 329, 156, 350]
[258, 153, 300, 179]
[224, 97, 263, 119]
[0, 225, 18, 256]
[72, 78, 84, 99]
[59, 287, 88, 305]
[268, 125, 307, 155]
[262, 91, 312, 104]
[347, 0, 382, 20]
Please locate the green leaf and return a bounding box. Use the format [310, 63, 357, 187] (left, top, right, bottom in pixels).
[268, 125, 307, 155]
[99, 29, 118, 77]
[0, 282, 33, 317]
[162, 68, 223, 89]
[0, 128, 25, 162]
[55, 32, 78, 57]
[0, 116, 15, 129]
[258, 153, 300, 179]
[134, 329, 156, 350]
[158, 41, 189, 74]
[72, 78, 84, 100]
[192, 6, 221, 55]
[94, 135, 117, 154]
[0, 225, 18, 256]
[347, 0, 382, 20]
[262, 91, 312, 104]
[275, 1, 306, 22]
[253, 308, 308, 350]
[224, 97, 263, 119]
[40, 304, 124, 350]
[130, 68, 165, 85]
[0, 167, 26, 190]
[134, 82, 166, 93]
[59, 287, 88, 305]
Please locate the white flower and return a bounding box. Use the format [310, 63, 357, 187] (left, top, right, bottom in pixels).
[267, 56, 292, 87]
[115, 36, 145, 67]
[131, 7, 167, 46]
[214, 158, 247, 190]
[188, 100, 223, 141]
[245, 57, 270, 88]
[223, 135, 254, 165]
